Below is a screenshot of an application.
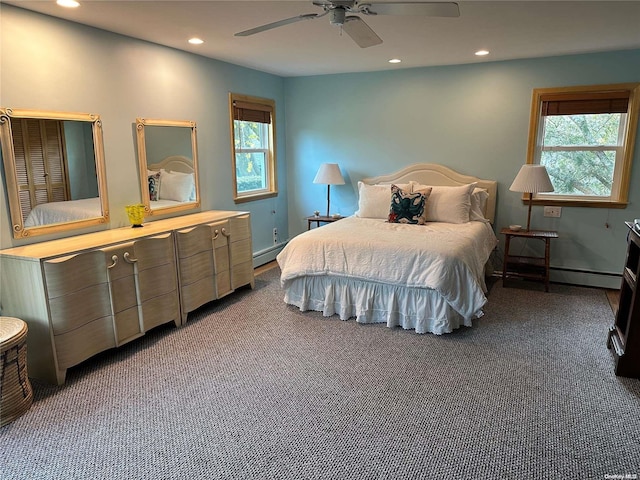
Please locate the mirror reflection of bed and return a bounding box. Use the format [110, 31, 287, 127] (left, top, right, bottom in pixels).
[0, 108, 109, 238]
[147, 155, 196, 209]
[24, 198, 102, 227]
[135, 118, 200, 216]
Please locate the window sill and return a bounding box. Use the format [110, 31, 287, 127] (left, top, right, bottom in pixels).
[526, 198, 628, 209]
[234, 191, 278, 204]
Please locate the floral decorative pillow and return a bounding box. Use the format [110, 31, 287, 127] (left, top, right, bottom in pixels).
[148, 172, 160, 201]
[388, 184, 432, 225]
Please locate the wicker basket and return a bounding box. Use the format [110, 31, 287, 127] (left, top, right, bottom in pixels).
[1, 317, 33, 427]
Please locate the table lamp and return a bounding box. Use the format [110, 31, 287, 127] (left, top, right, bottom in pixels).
[509, 164, 554, 232]
[313, 163, 345, 217]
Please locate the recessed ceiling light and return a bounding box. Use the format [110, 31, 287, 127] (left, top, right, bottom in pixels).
[188, 38, 204, 45]
[56, 0, 80, 7]
[388, 58, 401, 64]
[475, 50, 490, 56]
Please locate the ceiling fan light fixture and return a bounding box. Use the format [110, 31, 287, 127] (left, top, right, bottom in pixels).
[330, 7, 347, 26]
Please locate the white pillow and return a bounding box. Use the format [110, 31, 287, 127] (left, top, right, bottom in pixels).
[355, 181, 410, 218]
[163, 169, 196, 201]
[159, 170, 194, 202]
[411, 182, 476, 224]
[470, 188, 490, 222]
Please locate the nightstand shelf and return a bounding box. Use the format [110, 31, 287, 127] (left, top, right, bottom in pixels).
[501, 228, 558, 292]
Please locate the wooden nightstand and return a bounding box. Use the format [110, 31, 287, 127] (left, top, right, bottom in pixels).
[307, 215, 342, 230]
[607, 221, 640, 378]
[501, 228, 558, 292]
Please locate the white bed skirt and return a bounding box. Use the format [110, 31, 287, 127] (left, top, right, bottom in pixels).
[283, 275, 484, 335]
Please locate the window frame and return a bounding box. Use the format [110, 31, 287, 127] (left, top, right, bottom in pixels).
[229, 93, 277, 203]
[525, 83, 640, 208]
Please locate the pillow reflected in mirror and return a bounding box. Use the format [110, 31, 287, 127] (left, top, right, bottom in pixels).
[159, 169, 195, 203]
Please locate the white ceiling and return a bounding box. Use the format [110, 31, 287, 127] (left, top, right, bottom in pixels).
[5, 1, 640, 77]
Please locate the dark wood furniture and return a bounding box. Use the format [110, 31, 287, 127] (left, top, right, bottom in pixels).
[607, 222, 640, 378]
[501, 228, 558, 292]
[307, 215, 342, 230]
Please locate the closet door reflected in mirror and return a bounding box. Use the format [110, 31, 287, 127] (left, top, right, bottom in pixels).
[136, 118, 200, 216]
[0, 108, 109, 239]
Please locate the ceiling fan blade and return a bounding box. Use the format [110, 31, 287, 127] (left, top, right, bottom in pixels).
[235, 13, 320, 37]
[365, 2, 460, 17]
[342, 16, 382, 48]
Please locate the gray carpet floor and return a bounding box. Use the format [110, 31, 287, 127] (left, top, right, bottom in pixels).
[1, 267, 639, 480]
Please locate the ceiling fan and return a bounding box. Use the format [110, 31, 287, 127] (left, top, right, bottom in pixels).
[235, 1, 460, 48]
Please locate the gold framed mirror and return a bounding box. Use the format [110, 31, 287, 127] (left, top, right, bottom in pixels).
[136, 118, 200, 216]
[0, 108, 109, 239]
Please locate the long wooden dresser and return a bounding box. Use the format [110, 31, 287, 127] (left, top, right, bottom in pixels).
[0, 211, 254, 385]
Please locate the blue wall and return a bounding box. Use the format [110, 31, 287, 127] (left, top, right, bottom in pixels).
[2, 4, 639, 287]
[0, 5, 289, 260]
[283, 50, 640, 287]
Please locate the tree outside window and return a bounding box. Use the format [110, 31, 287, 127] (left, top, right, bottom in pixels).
[229, 94, 277, 203]
[526, 84, 639, 207]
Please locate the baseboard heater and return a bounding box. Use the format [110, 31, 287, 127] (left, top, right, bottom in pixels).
[492, 266, 622, 289]
[253, 241, 288, 268]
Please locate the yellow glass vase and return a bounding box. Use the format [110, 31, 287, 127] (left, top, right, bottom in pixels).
[125, 204, 145, 228]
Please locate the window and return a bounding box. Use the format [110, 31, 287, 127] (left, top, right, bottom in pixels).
[526, 83, 639, 207]
[229, 93, 277, 203]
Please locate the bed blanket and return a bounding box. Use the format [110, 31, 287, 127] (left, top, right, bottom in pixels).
[277, 217, 497, 321]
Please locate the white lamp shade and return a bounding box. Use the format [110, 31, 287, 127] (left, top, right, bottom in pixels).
[313, 163, 345, 185]
[509, 164, 554, 193]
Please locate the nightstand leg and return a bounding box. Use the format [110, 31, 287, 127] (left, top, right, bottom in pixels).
[544, 238, 551, 292]
[502, 235, 511, 287]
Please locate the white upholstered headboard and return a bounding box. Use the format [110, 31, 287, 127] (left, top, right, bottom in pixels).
[362, 163, 497, 224]
[148, 155, 194, 174]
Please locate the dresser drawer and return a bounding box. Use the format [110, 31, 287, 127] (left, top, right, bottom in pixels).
[114, 306, 143, 344]
[54, 316, 115, 369]
[178, 250, 214, 286]
[231, 238, 252, 267]
[229, 215, 250, 240]
[134, 233, 175, 269]
[215, 245, 230, 272]
[103, 243, 135, 281]
[209, 220, 230, 249]
[217, 270, 232, 298]
[44, 251, 108, 299]
[180, 275, 216, 313]
[49, 283, 112, 335]
[109, 275, 137, 314]
[138, 263, 178, 302]
[141, 293, 180, 330]
[175, 223, 227, 259]
[232, 261, 254, 290]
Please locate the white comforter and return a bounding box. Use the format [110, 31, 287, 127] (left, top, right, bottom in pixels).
[24, 197, 102, 227]
[277, 216, 497, 328]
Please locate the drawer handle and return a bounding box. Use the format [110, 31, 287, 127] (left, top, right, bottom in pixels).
[123, 252, 138, 263]
[221, 228, 230, 237]
[107, 254, 118, 269]
[213, 229, 219, 240]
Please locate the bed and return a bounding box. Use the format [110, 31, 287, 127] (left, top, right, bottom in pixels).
[147, 155, 196, 207]
[276, 163, 498, 335]
[24, 197, 102, 227]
